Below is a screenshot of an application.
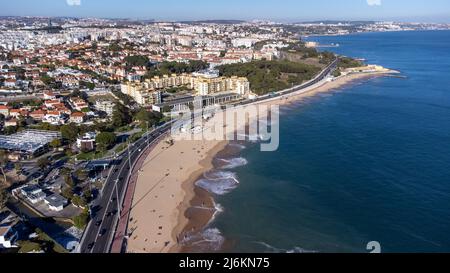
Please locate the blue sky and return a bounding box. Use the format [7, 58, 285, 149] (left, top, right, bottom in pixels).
[1, 0, 450, 23]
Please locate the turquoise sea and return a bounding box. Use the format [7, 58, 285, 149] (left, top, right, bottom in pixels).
[194, 31, 450, 253]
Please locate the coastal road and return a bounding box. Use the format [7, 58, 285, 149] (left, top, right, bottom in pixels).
[78, 59, 338, 253]
[78, 123, 173, 253]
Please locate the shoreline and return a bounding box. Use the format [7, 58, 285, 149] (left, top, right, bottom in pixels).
[170, 141, 228, 253]
[127, 69, 397, 253]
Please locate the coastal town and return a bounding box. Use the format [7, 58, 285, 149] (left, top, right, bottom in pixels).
[0, 17, 412, 253]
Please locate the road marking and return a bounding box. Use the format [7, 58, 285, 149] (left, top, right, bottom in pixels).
[90, 158, 128, 253]
[92, 133, 158, 252]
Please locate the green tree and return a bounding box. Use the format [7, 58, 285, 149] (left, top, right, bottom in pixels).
[40, 75, 54, 85]
[64, 174, 76, 188]
[73, 209, 90, 229]
[134, 108, 162, 130]
[37, 157, 50, 171]
[60, 123, 79, 142]
[95, 132, 116, 152]
[75, 169, 88, 182]
[50, 139, 62, 149]
[332, 69, 342, 77]
[71, 195, 87, 208]
[112, 103, 131, 127]
[124, 55, 149, 67]
[61, 186, 74, 200]
[82, 188, 92, 204]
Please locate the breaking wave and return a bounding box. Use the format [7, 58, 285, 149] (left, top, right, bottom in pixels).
[256, 241, 318, 253]
[195, 171, 239, 195]
[218, 157, 248, 169]
[228, 143, 246, 150]
[182, 228, 225, 252]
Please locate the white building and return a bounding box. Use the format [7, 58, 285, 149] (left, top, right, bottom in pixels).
[94, 100, 115, 116]
[77, 132, 96, 151]
[232, 38, 257, 48]
[20, 185, 46, 204]
[44, 194, 68, 212]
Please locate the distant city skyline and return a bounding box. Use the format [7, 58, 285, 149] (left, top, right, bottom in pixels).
[1, 0, 450, 23]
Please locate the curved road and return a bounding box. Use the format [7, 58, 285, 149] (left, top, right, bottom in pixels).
[79, 59, 338, 253]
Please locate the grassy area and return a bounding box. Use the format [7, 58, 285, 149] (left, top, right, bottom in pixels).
[18, 241, 42, 253]
[337, 57, 365, 69]
[76, 150, 107, 161]
[130, 132, 144, 143]
[114, 143, 128, 153]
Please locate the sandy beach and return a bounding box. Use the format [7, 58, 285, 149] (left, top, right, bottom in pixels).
[126, 70, 397, 253]
[126, 136, 227, 253]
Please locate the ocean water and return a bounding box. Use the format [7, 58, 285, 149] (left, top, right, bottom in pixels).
[199, 31, 450, 253]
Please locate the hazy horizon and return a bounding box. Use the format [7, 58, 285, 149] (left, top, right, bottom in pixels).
[0, 0, 450, 24]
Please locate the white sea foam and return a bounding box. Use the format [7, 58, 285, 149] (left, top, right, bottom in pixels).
[196, 171, 239, 195]
[208, 202, 224, 225]
[228, 143, 247, 150]
[183, 228, 225, 252]
[218, 157, 248, 169]
[256, 241, 318, 253]
[236, 133, 263, 142]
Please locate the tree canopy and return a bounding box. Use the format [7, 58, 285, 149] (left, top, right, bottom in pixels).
[95, 132, 116, 152]
[144, 60, 208, 79]
[112, 103, 132, 127]
[217, 60, 321, 95]
[134, 108, 162, 129]
[60, 123, 79, 142]
[73, 209, 90, 229]
[124, 55, 149, 67]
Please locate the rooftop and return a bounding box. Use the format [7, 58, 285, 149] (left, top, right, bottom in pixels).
[44, 194, 67, 208]
[0, 129, 61, 154]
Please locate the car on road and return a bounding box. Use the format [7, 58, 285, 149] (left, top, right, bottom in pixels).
[95, 220, 102, 227]
[99, 228, 107, 237]
[87, 242, 95, 250]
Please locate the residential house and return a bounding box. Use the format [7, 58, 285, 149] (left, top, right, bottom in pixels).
[76, 132, 96, 152]
[70, 112, 86, 124]
[29, 110, 47, 121]
[43, 91, 57, 100]
[4, 119, 18, 127]
[43, 111, 66, 125]
[0, 105, 10, 117]
[44, 194, 68, 212]
[20, 185, 46, 204]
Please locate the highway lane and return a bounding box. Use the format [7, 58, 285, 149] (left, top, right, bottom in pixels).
[79, 60, 338, 253]
[79, 124, 171, 253]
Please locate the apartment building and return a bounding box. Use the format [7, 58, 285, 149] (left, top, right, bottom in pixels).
[121, 72, 250, 105]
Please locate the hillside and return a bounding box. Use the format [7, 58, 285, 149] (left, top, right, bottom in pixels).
[217, 60, 321, 95]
